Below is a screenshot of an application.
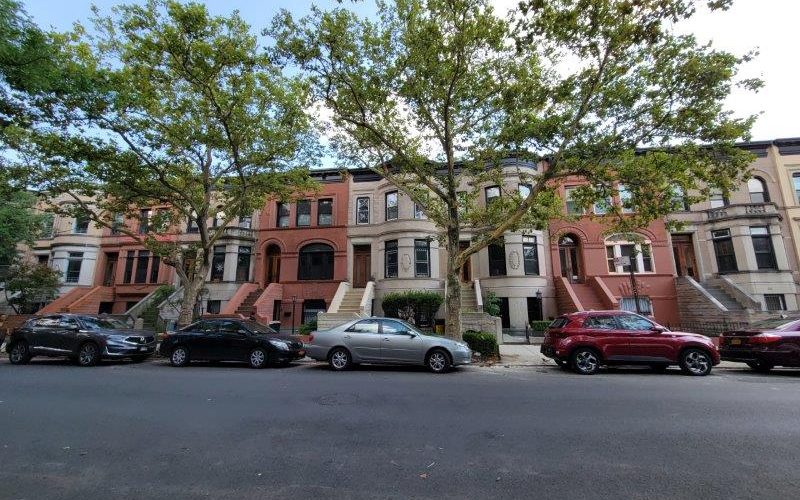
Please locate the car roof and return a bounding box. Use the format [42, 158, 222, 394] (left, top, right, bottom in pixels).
[562, 310, 635, 318]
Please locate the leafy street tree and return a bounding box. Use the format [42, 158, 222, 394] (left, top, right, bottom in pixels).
[20, 0, 317, 326]
[271, 0, 759, 338]
[0, 190, 43, 266]
[3, 260, 61, 314]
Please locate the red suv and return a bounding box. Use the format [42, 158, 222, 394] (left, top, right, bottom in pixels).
[541, 311, 720, 376]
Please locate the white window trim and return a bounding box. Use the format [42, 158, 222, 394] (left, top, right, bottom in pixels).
[605, 240, 654, 274]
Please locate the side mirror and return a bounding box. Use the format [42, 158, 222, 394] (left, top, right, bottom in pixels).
[401, 331, 416, 337]
[651, 326, 666, 333]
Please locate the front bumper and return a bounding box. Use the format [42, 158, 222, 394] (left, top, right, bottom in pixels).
[271, 348, 306, 363]
[540, 344, 557, 359]
[104, 343, 157, 358]
[452, 348, 472, 366]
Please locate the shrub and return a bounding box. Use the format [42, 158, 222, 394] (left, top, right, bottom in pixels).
[381, 290, 443, 327]
[483, 291, 501, 317]
[529, 320, 551, 332]
[299, 318, 317, 335]
[463, 330, 499, 357]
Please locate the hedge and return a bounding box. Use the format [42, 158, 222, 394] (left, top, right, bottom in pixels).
[381, 290, 443, 327]
[299, 319, 317, 335]
[529, 320, 551, 332]
[463, 330, 499, 357]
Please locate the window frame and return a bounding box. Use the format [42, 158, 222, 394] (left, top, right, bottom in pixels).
[485, 186, 501, 206]
[488, 241, 507, 277]
[210, 245, 226, 281]
[564, 186, 583, 215]
[65, 252, 83, 283]
[750, 226, 777, 270]
[764, 294, 786, 311]
[605, 238, 653, 274]
[356, 196, 370, 225]
[748, 177, 770, 204]
[317, 198, 333, 226]
[385, 191, 398, 221]
[296, 199, 311, 227]
[711, 228, 738, 273]
[414, 239, 431, 277]
[276, 202, 290, 228]
[297, 243, 334, 281]
[385, 240, 398, 278]
[522, 235, 539, 276]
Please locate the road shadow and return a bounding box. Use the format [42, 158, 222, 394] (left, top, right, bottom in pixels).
[303, 361, 464, 375]
[0, 357, 156, 368]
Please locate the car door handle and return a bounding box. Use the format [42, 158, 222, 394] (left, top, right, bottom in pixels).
[343, 335, 351, 339]
[382, 337, 390, 342]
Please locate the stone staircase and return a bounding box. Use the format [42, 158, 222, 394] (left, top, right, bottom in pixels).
[701, 283, 743, 310]
[235, 287, 264, 317]
[461, 286, 479, 312]
[570, 283, 605, 310]
[336, 288, 365, 314]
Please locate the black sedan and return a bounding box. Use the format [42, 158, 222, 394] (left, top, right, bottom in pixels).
[159, 319, 305, 368]
[719, 317, 800, 372]
[6, 314, 156, 366]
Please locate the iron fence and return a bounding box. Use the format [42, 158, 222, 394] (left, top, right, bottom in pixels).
[665, 321, 749, 336]
[502, 326, 545, 344]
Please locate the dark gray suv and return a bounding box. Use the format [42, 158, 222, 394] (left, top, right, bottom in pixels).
[6, 314, 156, 366]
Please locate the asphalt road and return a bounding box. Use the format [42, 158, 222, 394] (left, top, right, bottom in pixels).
[1, 358, 799, 500]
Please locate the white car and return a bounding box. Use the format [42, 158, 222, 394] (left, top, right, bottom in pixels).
[305, 317, 472, 373]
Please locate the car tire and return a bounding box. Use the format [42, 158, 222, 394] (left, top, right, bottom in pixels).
[679, 348, 712, 376]
[746, 360, 774, 373]
[248, 348, 268, 369]
[170, 346, 190, 367]
[571, 348, 600, 375]
[8, 341, 31, 365]
[426, 349, 452, 374]
[328, 347, 352, 371]
[555, 358, 571, 370]
[77, 342, 101, 367]
[649, 364, 669, 373]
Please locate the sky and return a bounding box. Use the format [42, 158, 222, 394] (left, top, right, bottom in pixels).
[22, 0, 800, 142]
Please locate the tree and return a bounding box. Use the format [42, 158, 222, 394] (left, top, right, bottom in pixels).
[20, 0, 317, 326]
[271, 0, 758, 338]
[0, 190, 43, 266]
[4, 260, 61, 314]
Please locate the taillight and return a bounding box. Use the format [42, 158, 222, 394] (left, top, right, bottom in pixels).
[747, 333, 781, 345]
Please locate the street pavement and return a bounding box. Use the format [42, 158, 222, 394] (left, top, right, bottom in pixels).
[1, 357, 800, 499]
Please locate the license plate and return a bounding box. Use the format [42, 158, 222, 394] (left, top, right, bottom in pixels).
[730, 338, 742, 345]
[139, 346, 148, 351]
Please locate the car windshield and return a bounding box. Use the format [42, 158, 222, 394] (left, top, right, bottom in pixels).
[80, 317, 130, 330]
[241, 320, 277, 334]
[749, 317, 800, 330]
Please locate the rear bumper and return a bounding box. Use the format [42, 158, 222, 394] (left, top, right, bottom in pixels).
[720, 347, 793, 365]
[305, 344, 329, 362]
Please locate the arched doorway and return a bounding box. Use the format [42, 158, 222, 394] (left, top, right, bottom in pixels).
[558, 234, 582, 283]
[265, 244, 281, 284]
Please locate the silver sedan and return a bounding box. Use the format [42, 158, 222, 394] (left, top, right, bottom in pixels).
[305, 317, 472, 373]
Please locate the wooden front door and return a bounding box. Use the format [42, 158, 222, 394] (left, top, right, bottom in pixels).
[459, 241, 472, 282]
[558, 235, 582, 283]
[672, 234, 697, 278]
[353, 245, 371, 288]
[265, 245, 281, 284]
[103, 253, 118, 286]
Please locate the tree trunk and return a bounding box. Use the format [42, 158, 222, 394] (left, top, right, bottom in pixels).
[444, 224, 462, 339]
[177, 253, 209, 327]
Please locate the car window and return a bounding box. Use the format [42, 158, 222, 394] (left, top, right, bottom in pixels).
[194, 321, 218, 334]
[381, 319, 411, 334]
[241, 320, 276, 334]
[583, 316, 617, 330]
[80, 317, 129, 330]
[58, 317, 79, 329]
[345, 319, 380, 334]
[616, 314, 653, 331]
[33, 316, 60, 328]
[549, 317, 569, 328]
[219, 321, 247, 334]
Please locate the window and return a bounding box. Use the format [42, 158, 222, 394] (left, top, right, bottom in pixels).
[485, 186, 501, 206]
[794, 173, 800, 203]
[499, 297, 510, 329]
[239, 215, 252, 229]
[73, 212, 90, 234]
[149, 256, 160, 283]
[135, 250, 149, 283]
[272, 300, 282, 322]
[709, 190, 728, 209]
[414, 239, 430, 277]
[296, 200, 311, 226]
[298, 243, 334, 280]
[385, 240, 398, 278]
[187, 214, 199, 233]
[712, 229, 737, 273]
[276, 202, 290, 228]
[765, 294, 786, 311]
[751, 226, 776, 270]
[110, 213, 124, 235]
[748, 177, 769, 203]
[138, 209, 151, 234]
[65, 252, 83, 283]
[413, 203, 426, 220]
[518, 183, 531, 198]
[37, 254, 48, 265]
[618, 185, 634, 213]
[620, 297, 653, 315]
[345, 319, 380, 333]
[593, 197, 612, 215]
[671, 186, 690, 211]
[381, 319, 412, 334]
[584, 316, 618, 329]
[385, 191, 398, 220]
[565, 187, 583, 215]
[206, 300, 221, 315]
[317, 199, 333, 226]
[356, 197, 370, 224]
[605, 237, 653, 273]
[523, 236, 539, 275]
[40, 214, 54, 238]
[457, 191, 469, 218]
[211, 245, 226, 281]
[616, 313, 654, 330]
[488, 241, 507, 276]
[123, 251, 135, 283]
[302, 299, 327, 324]
[236, 246, 251, 281]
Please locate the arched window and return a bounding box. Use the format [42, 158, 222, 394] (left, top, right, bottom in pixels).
[748, 177, 769, 203]
[298, 243, 334, 280]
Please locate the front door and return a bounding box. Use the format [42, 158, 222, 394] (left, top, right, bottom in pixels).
[103, 253, 118, 286]
[379, 319, 423, 363]
[558, 236, 582, 283]
[459, 241, 472, 282]
[265, 245, 281, 284]
[353, 245, 371, 288]
[671, 234, 697, 278]
[342, 319, 382, 361]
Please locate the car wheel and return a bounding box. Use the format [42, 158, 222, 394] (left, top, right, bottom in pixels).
[8, 341, 31, 365]
[77, 342, 100, 367]
[571, 348, 600, 375]
[426, 349, 452, 374]
[649, 364, 669, 373]
[170, 346, 190, 367]
[249, 348, 267, 369]
[328, 347, 352, 371]
[746, 360, 774, 373]
[680, 348, 712, 376]
[555, 358, 571, 370]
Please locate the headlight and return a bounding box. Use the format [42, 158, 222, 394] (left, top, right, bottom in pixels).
[456, 342, 470, 350]
[268, 339, 290, 350]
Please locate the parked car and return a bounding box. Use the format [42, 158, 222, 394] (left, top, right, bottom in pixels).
[305, 317, 472, 373]
[5, 314, 155, 366]
[541, 311, 720, 376]
[159, 318, 305, 368]
[719, 317, 800, 372]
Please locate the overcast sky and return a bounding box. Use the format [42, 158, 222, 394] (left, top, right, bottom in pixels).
[24, 0, 799, 142]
